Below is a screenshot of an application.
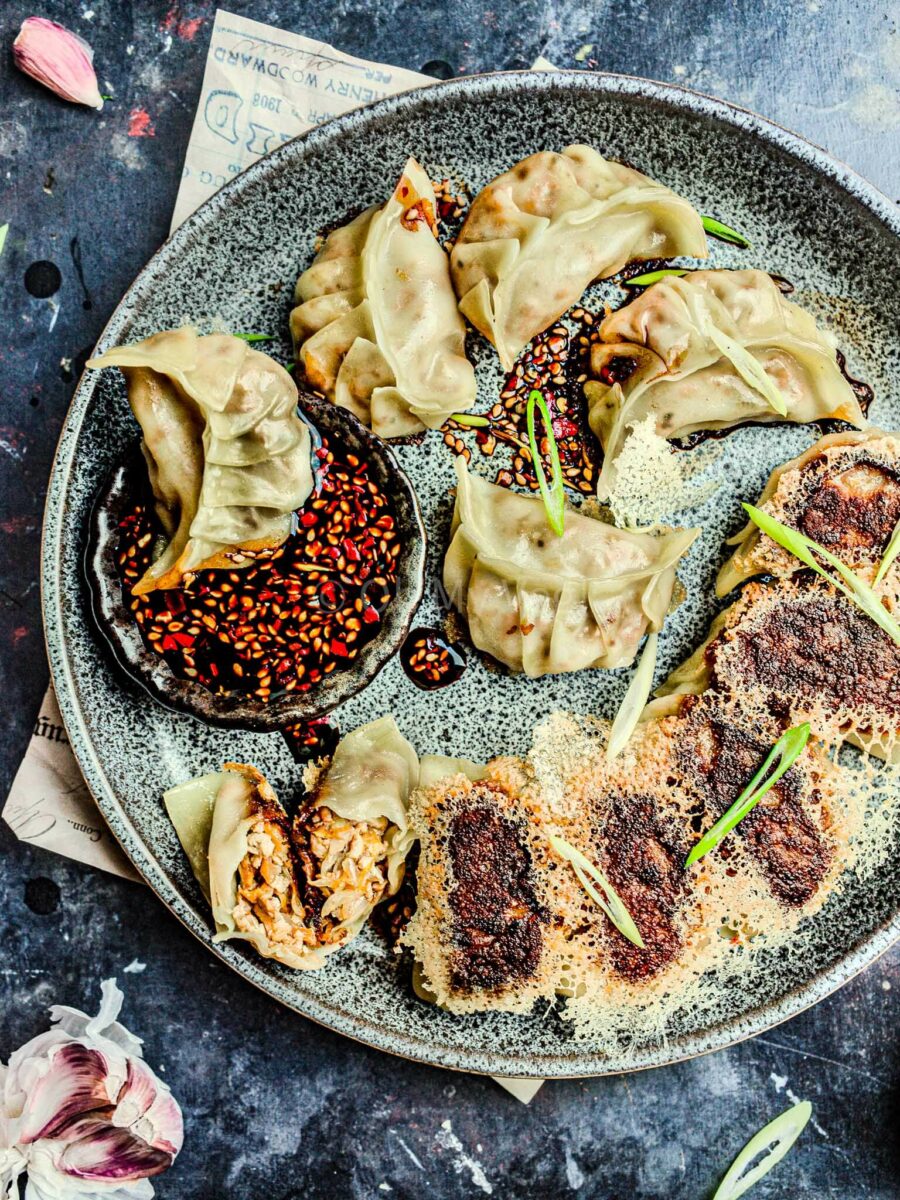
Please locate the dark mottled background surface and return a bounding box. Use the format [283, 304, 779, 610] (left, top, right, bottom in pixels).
[1, 2, 899, 1197]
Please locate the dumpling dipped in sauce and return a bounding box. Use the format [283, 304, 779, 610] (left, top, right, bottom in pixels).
[89, 327, 312, 594]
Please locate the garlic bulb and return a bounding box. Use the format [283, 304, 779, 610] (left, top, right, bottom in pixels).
[1, 979, 182, 1199]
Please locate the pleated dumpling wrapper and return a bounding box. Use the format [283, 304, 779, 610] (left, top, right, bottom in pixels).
[163, 717, 481, 970]
[443, 458, 699, 676]
[584, 269, 868, 500]
[450, 145, 708, 372]
[89, 327, 312, 594]
[291, 156, 476, 438]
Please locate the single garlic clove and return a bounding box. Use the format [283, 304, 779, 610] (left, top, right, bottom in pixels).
[12, 16, 104, 111]
[55, 1115, 175, 1182]
[16, 1043, 113, 1144]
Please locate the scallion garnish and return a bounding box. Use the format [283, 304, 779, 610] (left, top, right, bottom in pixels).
[284, 361, 296, 372]
[704, 324, 788, 416]
[744, 503, 900, 646]
[874, 515, 900, 587]
[686, 722, 811, 867]
[526, 388, 565, 537]
[548, 834, 645, 948]
[607, 632, 658, 760]
[623, 268, 690, 288]
[701, 215, 751, 249]
[450, 412, 491, 428]
[711, 1100, 812, 1200]
[233, 332, 274, 342]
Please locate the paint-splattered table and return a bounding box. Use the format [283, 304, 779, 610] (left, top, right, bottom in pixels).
[1, 2, 898, 1196]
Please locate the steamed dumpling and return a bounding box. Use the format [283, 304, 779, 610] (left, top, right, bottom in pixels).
[163, 717, 483, 970]
[443, 458, 698, 676]
[89, 327, 312, 594]
[291, 156, 476, 438]
[584, 270, 868, 500]
[450, 145, 708, 371]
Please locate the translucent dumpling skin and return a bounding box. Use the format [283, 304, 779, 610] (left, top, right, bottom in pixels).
[584, 270, 868, 500]
[291, 156, 476, 438]
[443, 458, 698, 676]
[89, 326, 312, 594]
[451, 145, 708, 371]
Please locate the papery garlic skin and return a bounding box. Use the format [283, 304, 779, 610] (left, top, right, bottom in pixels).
[1, 980, 182, 1200]
[13, 17, 104, 111]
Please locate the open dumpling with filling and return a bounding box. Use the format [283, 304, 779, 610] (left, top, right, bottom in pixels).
[443, 458, 699, 676]
[164, 717, 418, 969]
[163, 717, 484, 969]
[89, 327, 312, 594]
[584, 270, 868, 500]
[717, 428, 900, 596]
[291, 156, 476, 438]
[450, 145, 708, 372]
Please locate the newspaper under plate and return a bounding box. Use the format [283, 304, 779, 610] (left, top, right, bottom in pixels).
[6, 8, 554, 1100]
[170, 10, 431, 230]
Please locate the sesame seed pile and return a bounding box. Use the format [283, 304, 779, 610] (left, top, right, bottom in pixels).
[117, 432, 400, 703]
[443, 314, 602, 496]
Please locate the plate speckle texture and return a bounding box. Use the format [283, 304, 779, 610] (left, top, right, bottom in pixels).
[42, 72, 900, 1076]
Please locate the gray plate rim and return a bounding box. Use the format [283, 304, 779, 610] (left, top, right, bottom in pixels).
[41, 69, 900, 1077]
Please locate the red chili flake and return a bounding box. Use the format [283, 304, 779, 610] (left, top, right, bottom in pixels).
[330, 638, 349, 658]
[300, 511, 317, 527]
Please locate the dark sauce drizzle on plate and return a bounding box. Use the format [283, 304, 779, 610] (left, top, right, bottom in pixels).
[400, 627, 467, 690]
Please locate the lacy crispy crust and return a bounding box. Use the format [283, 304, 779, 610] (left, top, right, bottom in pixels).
[402, 768, 562, 1014]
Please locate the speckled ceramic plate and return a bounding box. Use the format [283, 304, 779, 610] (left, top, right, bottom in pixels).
[42, 71, 900, 1077]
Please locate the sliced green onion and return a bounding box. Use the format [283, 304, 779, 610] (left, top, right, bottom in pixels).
[232, 332, 274, 342]
[712, 1100, 812, 1200]
[607, 632, 658, 760]
[450, 412, 491, 428]
[0, 223, 9, 258]
[284, 361, 296, 373]
[702, 215, 752, 249]
[623, 268, 690, 289]
[526, 388, 565, 538]
[744, 503, 900, 646]
[686, 722, 811, 867]
[549, 834, 645, 948]
[705, 324, 788, 416]
[874, 515, 900, 587]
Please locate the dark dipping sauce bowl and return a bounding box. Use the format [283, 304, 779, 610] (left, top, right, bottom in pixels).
[85, 392, 427, 730]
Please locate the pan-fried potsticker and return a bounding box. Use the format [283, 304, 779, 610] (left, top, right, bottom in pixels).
[657, 579, 900, 763]
[718, 429, 900, 594]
